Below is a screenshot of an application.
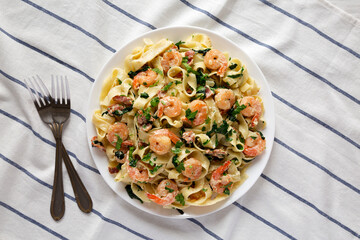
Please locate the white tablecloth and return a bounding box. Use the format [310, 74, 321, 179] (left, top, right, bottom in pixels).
[1, 0, 359, 239]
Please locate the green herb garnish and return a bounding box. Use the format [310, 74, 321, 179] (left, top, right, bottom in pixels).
[128, 65, 150, 79]
[162, 82, 173, 92]
[175, 193, 185, 206]
[150, 164, 163, 174]
[128, 147, 137, 167]
[229, 63, 238, 70]
[125, 185, 143, 203]
[193, 48, 211, 56]
[165, 187, 174, 193]
[175, 40, 185, 49]
[115, 150, 124, 160]
[185, 109, 198, 122]
[150, 97, 160, 107]
[152, 68, 163, 76]
[140, 92, 149, 99]
[115, 134, 123, 150]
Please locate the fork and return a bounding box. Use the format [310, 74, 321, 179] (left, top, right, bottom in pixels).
[25, 76, 92, 220]
[51, 76, 93, 214]
[25, 76, 65, 220]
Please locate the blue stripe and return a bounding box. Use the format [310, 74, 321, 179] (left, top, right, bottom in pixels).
[0, 152, 151, 240]
[0, 27, 95, 83]
[188, 218, 223, 240]
[275, 138, 360, 195]
[0, 201, 68, 240]
[232, 202, 296, 240]
[0, 108, 100, 174]
[261, 174, 360, 238]
[259, 0, 360, 59]
[91, 209, 152, 240]
[179, 0, 360, 105]
[272, 92, 360, 149]
[102, 0, 156, 30]
[20, 0, 116, 53]
[0, 68, 87, 123]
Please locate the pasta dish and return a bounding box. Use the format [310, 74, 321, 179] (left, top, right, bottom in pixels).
[91, 33, 266, 209]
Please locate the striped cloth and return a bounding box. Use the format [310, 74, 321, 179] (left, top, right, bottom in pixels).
[1, 0, 359, 239]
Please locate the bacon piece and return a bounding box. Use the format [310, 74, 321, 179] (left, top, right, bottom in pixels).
[137, 110, 154, 132]
[107, 104, 125, 117]
[182, 131, 195, 144]
[91, 136, 105, 152]
[113, 95, 133, 106]
[185, 50, 195, 65]
[108, 166, 120, 174]
[205, 86, 214, 99]
[205, 149, 227, 159]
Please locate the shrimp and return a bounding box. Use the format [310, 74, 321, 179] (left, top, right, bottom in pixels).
[214, 89, 235, 111]
[161, 49, 182, 73]
[126, 154, 151, 182]
[210, 160, 233, 194]
[146, 179, 179, 206]
[204, 49, 228, 77]
[157, 96, 182, 118]
[132, 69, 158, 89]
[107, 122, 129, 146]
[149, 129, 181, 155]
[182, 158, 203, 181]
[240, 96, 262, 128]
[184, 100, 208, 126]
[243, 132, 266, 157]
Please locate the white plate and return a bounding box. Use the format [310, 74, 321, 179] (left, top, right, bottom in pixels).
[86, 26, 275, 219]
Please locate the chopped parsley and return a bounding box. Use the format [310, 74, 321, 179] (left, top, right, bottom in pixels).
[117, 78, 122, 85]
[150, 97, 160, 107]
[141, 153, 151, 162]
[203, 139, 210, 145]
[113, 106, 133, 117]
[185, 149, 190, 154]
[152, 68, 163, 76]
[175, 40, 185, 49]
[192, 48, 211, 56]
[258, 131, 265, 140]
[150, 164, 163, 174]
[128, 147, 137, 167]
[165, 187, 174, 193]
[175, 141, 184, 148]
[229, 63, 238, 70]
[128, 65, 150, 79]
[251, 136, 257, 140]
[175, 80, 182, 85]
[228, 102, 246, 121]
[140, 92, 149, 99]
[162, 82, 173, 91]
[185, 109, 198, 122]
[114, 134, 123, 150]
[125, 185, 143, 203]
[115, 150, 125, 160]
[223, 182, 233, 195]
[172, 155, 185, 173]
[227, 67, 244, 78]
[236, 144, 244, 151]
[101, 111, 108, 116]
[175, 193, 185, 206]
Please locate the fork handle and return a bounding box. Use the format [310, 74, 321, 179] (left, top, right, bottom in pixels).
[50, 137, 65, 221]
[61, 143, 93, 213]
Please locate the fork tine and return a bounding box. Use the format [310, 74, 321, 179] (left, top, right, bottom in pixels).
[51, 75, 55, 103]
[61, 76, 65, 104]
[65, 76, 70, 105]
[24, 79, 40, 108]
[56, 76, 61, 104]
[36, 75, 52, 103]
[33, 76, 50, 106]
[28, 78, 44, 107]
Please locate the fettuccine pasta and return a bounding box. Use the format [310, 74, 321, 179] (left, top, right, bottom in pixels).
[91, 33, 266, 209]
